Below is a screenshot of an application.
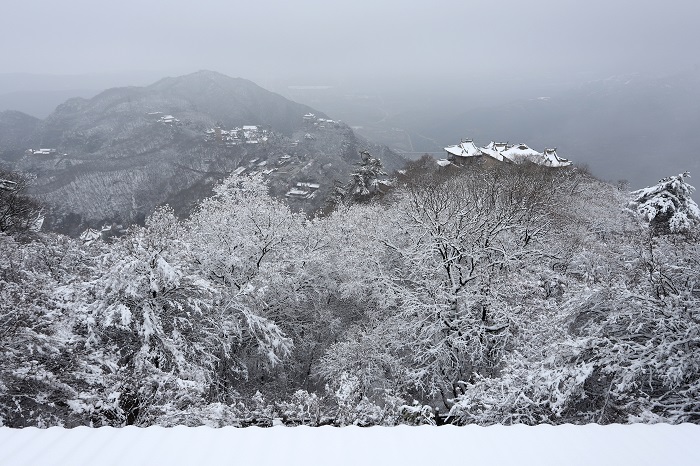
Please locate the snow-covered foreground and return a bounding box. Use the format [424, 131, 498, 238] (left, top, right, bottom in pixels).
[1, 424, 699, 466]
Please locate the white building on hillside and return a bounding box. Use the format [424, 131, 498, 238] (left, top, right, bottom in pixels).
[443, 139, 572, 167]
[444, 139, 483, 159]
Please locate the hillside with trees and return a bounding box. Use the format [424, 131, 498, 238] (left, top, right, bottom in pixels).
[0, 71, 405, 236]
[1, 160, 699, 427]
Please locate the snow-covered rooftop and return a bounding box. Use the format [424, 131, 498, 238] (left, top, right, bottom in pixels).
[0, 424, 698, 466]
[479, 141, 507, 162]
[80, 228, 101, 244]
[297, 182, 320, 189]
[541, 148, 572, 167]
[444, 140, 482, 158]
[501, 143, 542, 160]
[444, 139, 572, 167]
[0, 179, 17, 191]
[286, 188, 310, 197]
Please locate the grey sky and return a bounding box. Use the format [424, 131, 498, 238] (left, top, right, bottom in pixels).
[2, 0, 698, 84]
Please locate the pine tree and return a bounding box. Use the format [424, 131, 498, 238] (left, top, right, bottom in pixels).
[629, 172, 700, 235]
[321, 151, 390, 214]
[348, 150, 389, 202]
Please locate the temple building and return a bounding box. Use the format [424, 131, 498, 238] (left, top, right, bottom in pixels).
[441, 139, 572, 168]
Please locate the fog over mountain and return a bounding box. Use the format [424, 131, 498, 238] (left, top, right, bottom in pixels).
[392, 67, 700, 188]
[3, 1, 697, 81]
[2, 1, 699, 189]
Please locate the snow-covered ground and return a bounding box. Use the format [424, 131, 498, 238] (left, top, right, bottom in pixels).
[1, 424, 698, 466]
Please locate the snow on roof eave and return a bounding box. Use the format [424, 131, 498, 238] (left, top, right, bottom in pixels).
[445, 141, 482, 157]
[461, 140, 482, 156]
[544, 157, 572, 168]
[502, 147, 543, 159]
[479, 148, 504, 162]
[444, 145, 466, 157]
[555, 158, 573, 167]
[482, 141, 509, 151]
[542, 148, 573, 167]
[505, 143, 540, 153]
[553, 158, 572, 167]
[500, 152, 517, 163]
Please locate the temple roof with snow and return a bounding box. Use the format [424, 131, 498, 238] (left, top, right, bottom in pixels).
[444, 139, 483, 158]
[442, 139, 572, 168]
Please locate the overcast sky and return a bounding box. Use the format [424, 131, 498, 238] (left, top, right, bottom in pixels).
[2, 0, 698, 86]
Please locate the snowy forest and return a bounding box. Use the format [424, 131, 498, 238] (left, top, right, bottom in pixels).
[1, 156, 699, 428]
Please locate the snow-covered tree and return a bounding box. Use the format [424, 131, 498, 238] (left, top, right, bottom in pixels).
[450, 176, 700, 425]
[629, 172, 700, 235]
[326, 151, 390, 210]
[71, 196, 294, 425]
[4, 160, 700, 427]
[0, 233, 89, 427]
[186, 175, 301, 390]
[0, 169, 43, 237]
[316, 166, 574, 408]
[71, 208, 218, 424]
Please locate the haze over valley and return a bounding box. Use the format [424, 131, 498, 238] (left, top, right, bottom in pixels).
[2, 0, 699, 190]
[4, 65, 699, 191]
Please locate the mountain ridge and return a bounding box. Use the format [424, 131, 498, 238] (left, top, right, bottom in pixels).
[0, 110, 41, 152]
[0, 71, 406, 235]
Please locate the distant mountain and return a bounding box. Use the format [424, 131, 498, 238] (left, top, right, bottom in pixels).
[0, 110, 40, 153]
[0, 71, 172, 118]
[420, 67, 700, 188]
[0, 71, 405, 235]
[0, 89, 100, 119]
[147, 71, 317, 135]
[37, 70, 319, 148]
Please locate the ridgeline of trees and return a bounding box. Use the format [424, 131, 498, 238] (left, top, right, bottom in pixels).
[1, 160, 699, 427]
